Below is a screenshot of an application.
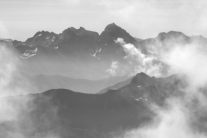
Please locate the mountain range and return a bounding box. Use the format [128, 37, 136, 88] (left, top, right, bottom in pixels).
[13, 72, 129, 93]
[1, 23, 207, 138]
[3, 72, 183, 138]
[2, 23, 207, 81]
[1, 23, 207, 94]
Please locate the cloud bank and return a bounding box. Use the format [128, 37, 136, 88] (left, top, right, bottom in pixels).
[113, 35, 207, 138]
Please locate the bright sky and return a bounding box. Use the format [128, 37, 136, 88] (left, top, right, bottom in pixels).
[0, 0, 207, 41]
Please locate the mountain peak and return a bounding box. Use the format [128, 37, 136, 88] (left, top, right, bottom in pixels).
[131, 72, 154, 86]
[104, 23, 119, 31]
[159, 31, 185, 36]
[24, 30, 57, 47]
[100, 23, 136, 44]
[135, 72, 149, 77]
[157, 31, 188, 41]
[69, 27, 86, 32]
[79, 27, 86, 30]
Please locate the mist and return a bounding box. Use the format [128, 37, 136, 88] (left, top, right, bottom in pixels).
[114, 36, 207, 138]
[114, 38, 164, 77]
[0, 43, 59, 138]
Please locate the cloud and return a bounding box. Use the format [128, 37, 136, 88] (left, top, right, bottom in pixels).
[122, 99, 207, 138]
[106, 61, 119, 76]
[0, 44, 60, 138]
[115, 34, 207, 138]
[113, 38, 163, 77]
[161, 44, 207, 89]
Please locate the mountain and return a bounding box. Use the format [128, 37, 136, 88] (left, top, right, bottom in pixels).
[5, 25, 207, 59]
[98, 77, 132, 94]
[12, 23, 135, 54]
[99, 72, 181, 94]
[0, 38, 13, 46]
[135, 30, 207, 54]
[2, 23, 207, 80]
[7, 23, 138, 80]
[32, 88, 151, 138]
[1, 23, 207, 137]
[16, 72, 181, 138]
[100, 23, 136, 44]
[51, 27, 100, 49]
[24, 31, 58, 47]
[17, 72, 129, 93]
[156, 31, 189, 42]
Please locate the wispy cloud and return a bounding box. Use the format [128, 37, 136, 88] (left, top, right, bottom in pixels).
[0, 44, 60, 138]
[112, 38, 163, 77]
[106, 61, 119, 76]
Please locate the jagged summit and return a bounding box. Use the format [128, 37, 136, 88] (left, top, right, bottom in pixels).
[24, 31, 57, 47]
[131, 72, 155, 86]
[68, 26, 86, 32]
[134, 72, 149, 77]
[103, 23, 119, 31]
[157, 31, 189, 41]
[100, 23, 136, 44]
[132, 72, 151, 81]
[27, 31, 57, 39]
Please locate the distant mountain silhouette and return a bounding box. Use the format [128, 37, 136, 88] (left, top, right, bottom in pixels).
[98, 76, 132, 94]
[16, 72, 129, 93]
[157, 31, 189, 42]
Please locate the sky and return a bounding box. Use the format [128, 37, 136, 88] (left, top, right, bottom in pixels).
[0, 0, 207, 41]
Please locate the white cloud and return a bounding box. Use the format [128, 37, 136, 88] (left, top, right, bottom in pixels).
[122, 99, 206, 138]
[106, 61, 119, 76]
[115, 38, 125, 45]
[114, 38, 163, 77]
[115, 33, 207, 138]
[161, 44, 207, 89]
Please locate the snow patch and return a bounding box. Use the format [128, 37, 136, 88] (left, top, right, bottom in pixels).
[98, 48, 102, 52]
[31, 33, 42, 46]
[20, 47, 38, 59]
[90, 49, 101, 59]
[135, 97, 147, 102]
[51, 36, 55, 41]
